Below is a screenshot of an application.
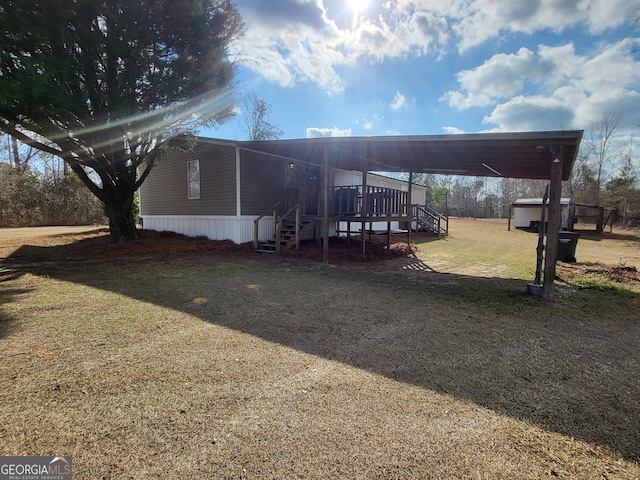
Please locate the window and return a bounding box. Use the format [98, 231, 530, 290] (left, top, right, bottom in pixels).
[187, 160, 200, 199]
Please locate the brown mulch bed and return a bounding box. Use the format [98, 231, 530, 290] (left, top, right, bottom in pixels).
[280, 234, 417, 264]
[557, 262, 640, 286]
[2, 228, 419, 265]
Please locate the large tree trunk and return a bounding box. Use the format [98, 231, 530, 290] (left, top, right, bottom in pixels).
[104, 200, 139, 243]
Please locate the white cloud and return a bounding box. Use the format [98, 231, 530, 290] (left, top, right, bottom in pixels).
[394, 0, 638, 53]
[232, 0, 348, 94]
[442, 126, 466, 134]
[390, 91, 407, 110]
[233, 0, 453, 93]
[439, 90, 493, 109]
[456, 47, 554, 97]
[448, 0, 639, 53]
[233, 0, 639, 108]
[442, 39, 640, 131]
[306, 126, 353, 137]
[587, 0, 640, 33]
[482, 95, 575, 131]
[354, 113, 383, 131]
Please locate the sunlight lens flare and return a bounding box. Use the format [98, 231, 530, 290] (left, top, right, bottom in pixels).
[348, 0, 369, 30]
[347, 0, 369, 12]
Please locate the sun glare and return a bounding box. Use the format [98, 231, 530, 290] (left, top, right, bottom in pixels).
[348, 0, 369, 13]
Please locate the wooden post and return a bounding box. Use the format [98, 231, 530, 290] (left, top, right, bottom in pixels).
[568, 204, 575, 232]
[253, 220, 259, 250]
[387, 221, 391, 250]
[361, 169, 368, 256]
[543, 148, 563, 301]
[322, 148, 329, 265]
[535, 185, 549, 285]
[507, 205, 512, 231]
[295, 205, 300, 250]
[596, 207, 604, 232]
[407, 172, 413, 246]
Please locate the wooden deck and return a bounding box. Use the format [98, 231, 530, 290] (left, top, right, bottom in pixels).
[330, 185, 410, 218]
[255, 185, 447, 254]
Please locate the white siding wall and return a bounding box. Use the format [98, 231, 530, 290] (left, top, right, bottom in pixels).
[141, 215, 274, 244]
[333, 169, 355, 186]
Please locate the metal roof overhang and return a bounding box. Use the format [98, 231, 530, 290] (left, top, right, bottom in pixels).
[236, 130, 583, 181]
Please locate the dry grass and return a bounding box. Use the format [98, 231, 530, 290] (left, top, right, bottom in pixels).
[1, 221, 639, 479]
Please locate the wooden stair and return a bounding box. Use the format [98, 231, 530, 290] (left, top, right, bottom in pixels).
[256, 218, 312, 254]
[414, 205, 448, 237]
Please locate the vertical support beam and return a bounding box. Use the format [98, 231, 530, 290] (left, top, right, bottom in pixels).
[235, 147, 242, 217]
[543, 147, 563, 301]
[323, 148, 330, 265]
[361, 169, 368, 256]
[295, 205, 300, 250]
[596, 207, 604, 232]
[407, 172, 413, 246]
[568, 204, 575, 232]
[386, 221, 391, 250]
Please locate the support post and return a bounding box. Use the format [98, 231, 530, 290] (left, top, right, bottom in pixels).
[534, 185, 549, 285]
[568, 204, 575, 232]
[361, 169, 368, 256]
[543, 147, 563, 301]
[322, 148, 330, 265]
[295, 205, 300, 250]
[596, 207, 604, 232]
[387, 221, 391, 250]
[407, 172, 413, 246]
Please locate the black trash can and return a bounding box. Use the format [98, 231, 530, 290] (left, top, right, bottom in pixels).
[557, 231, 580, 263]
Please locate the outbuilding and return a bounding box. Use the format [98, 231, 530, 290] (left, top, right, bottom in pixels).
[510, 198, 572, 231]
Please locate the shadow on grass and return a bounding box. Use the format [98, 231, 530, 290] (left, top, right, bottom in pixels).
[571, 230, 640, 243]
[0, 267, 27, 339]
[3, 241, 640, 463]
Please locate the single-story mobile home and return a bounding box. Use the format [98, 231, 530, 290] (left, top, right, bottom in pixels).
[138, 130, 585, 300]
[139, 129, 583, 300]
[139, 137, 428, 249]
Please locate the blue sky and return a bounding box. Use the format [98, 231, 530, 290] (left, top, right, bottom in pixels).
[202, 0, 640, 141]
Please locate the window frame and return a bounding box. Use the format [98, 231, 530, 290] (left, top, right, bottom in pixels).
[187, 160, 201, 200]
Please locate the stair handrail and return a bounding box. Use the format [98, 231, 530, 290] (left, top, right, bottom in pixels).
[413, 204, 449, 236]
[254, 201, 281, 249]
[275, 202, 301, 254]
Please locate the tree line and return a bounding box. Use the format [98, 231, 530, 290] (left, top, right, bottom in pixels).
[0, 137, 105, 227]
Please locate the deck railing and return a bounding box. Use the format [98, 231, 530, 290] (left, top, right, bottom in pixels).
[330, 186, 409, 217]
[275, 203, 301, 253]
[253, 200, 302, 253]
[253, 201, 280, 249]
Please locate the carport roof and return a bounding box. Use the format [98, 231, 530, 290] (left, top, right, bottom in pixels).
[230, 130, 583, 181]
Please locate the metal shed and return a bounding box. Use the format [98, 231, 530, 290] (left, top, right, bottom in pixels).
[511, 198, 572, 231]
